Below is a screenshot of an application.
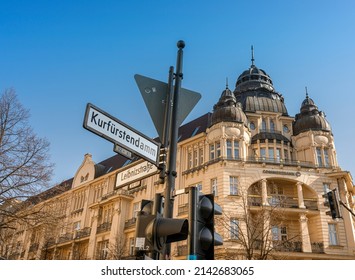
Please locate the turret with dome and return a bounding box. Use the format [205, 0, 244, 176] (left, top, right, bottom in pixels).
[233, 46, 288, 116]
[210, 84, 248, 127]
[293, 90, 332, 136]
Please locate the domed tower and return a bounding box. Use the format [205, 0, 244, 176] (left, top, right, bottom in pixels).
[210, 85, 248, 126]
[292, 91, 338, 168]
[207, 85, 250, 161]
[234, 47, 288, 116]
[233, 47, 294, 163]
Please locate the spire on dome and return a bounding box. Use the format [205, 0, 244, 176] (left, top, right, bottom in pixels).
[251, 45, 255, 66]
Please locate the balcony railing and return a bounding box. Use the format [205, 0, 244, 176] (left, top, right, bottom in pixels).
[248, 195, 318, 210]
[75, 227, 91, 239]
[124, 218, 136, 229]
[46, 237, 56, 247]
[182, 155, 327, 176]
[253, 240, 302, 252]
[58, 233, 73, 244]
[311, 242, 324, 253]
[97, 222, 112, 233]
[273, 240, 302, 252]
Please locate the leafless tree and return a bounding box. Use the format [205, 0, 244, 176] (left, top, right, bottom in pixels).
[108, 235, 127, 259]
[0, 88, 53, 237]
[217, 184, 301, 260]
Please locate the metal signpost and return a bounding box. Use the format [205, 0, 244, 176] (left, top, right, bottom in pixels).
[84, 40, 203, 260]
[135, 41, 201, 259]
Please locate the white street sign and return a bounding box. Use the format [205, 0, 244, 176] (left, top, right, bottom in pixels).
[83, 103, 160, 165]
[115, 160, 158, 188]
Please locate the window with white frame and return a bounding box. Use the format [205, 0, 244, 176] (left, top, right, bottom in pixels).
[230, 176, 238, 195]
[211, 178, 218, 196]
[209, 144, 215, 160]
[226, 140, 239, 159]
[234, 140, 239, 159]
[129, 238, 135, 256]
[226, 140, 232, 158]
[328, 223, 338, 245]
[260, 148, 266, 159]
[316, 148, 322, 166]
[102, 204, 113, 224]
[268, 148, 274, 160]
[272, 226, 287, 241]
[230, 218, 239, 240]
[216, 142, 221, 158]
[96, 240, 109, 260]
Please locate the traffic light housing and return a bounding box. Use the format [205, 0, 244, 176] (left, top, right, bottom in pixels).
[326, 190, 341, 219]
[135, 193, 188, 259]
[188, 187, 223, 260]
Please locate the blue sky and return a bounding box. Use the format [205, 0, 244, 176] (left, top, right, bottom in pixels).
[1, 0, 355, 185]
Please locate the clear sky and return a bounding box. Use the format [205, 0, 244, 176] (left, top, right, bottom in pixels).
[1, 0, 355, 185]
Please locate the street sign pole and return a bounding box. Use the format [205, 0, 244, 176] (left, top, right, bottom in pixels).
[159, 66, 174, 184]
[162, 40, 185, 259]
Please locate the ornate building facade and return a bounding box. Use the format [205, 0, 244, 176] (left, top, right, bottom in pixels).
[1, 56, 355, 260]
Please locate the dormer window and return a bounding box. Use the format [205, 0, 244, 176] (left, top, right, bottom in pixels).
[80, 173, 89, 183]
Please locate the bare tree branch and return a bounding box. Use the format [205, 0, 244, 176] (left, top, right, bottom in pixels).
[0, 88, 54, 257]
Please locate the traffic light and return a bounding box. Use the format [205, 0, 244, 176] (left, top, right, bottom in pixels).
[145, 216, 188, 252]
[188, 187, 223, 260]
[326, 190, 341, 219]
[135, 193, 188, 259]
[135, 199, 155, 259]
[158, 146, 168, 183]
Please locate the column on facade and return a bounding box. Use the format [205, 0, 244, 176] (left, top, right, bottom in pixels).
[87, 207, 99, 259]
[265, 139, 270, 159]
[239, 135, 244, 160]
[337, 178, 355, 253]
[311, 145, 317, 166]
[261, 179, 269, 206]
[299, 213, 312, 253]
[221, 126, 226, 159]
[108, 199, 122, 251]
[256, 139, 260, 159]
[280, 140, 285, 162]
[296, 182, 306, 209]
[287, 142, 292, 162]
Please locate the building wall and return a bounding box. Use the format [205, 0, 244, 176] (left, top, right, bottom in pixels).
[2, 109, 355, 260]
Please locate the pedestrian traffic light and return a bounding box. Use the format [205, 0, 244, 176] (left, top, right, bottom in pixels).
[188, 187, 223, 260]
[135, 193, 188, 259]
[326, 189, 341, 219]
